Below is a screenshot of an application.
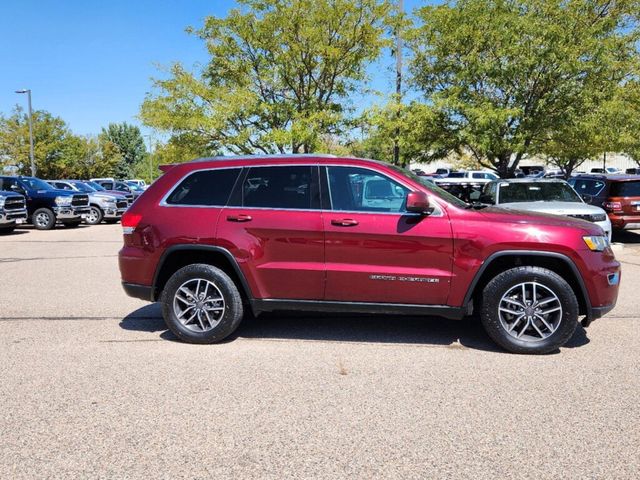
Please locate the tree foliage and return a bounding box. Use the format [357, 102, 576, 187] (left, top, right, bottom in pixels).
[99, 122, 148, 179]
[409, 0, 640, 177]
[141, 0, 390, 155]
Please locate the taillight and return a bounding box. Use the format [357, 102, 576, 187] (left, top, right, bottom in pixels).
[602, 201, 622, 213]
[121, 212, 142, 234]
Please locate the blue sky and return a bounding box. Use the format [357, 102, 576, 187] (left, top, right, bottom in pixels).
[0, 0, 426, 137]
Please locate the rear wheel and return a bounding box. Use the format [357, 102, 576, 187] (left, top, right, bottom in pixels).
[161, 264, 244, 344]
[33, 208, 56, 230]
[480, 266, 579, 354]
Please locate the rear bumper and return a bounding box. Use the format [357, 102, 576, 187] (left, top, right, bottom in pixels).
[608, 213, 640, 230]
[122, 282, 154, 301]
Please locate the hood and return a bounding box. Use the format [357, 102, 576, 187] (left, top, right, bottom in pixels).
[478, 206, 603, 235]
[499, 201, 605, 216]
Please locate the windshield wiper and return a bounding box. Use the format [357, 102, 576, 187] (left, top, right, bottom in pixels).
[464, 202, 489, 210]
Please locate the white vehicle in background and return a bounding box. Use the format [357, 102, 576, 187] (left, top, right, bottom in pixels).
[434, 170, 499, 185]
[480, 179, 612, 240]
[126, 179, 148, 190]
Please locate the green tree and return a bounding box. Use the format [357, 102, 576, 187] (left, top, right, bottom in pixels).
[99, 122, 147, 179]
[0, 107, 88, 178]
[409, 0, 640, 177]
[141, 0, 390, 155]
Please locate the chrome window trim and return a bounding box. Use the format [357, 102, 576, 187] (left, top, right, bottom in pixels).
[159, 162, 446, 216]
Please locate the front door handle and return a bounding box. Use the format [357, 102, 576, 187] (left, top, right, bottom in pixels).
[227, 214, 252, 222]
[331, 218, 359, 227]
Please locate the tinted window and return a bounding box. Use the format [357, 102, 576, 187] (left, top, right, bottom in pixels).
[610, 181, 640, 197]
[242, 166, 315, 209]
[447, 172, 466, 178]
[481, 182, 497, 203]
[166, 168, 241, 206]
[327, 166, 409, 213]
[569, 179, 606, 196]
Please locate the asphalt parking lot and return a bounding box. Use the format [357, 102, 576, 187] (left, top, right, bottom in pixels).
[1, 225, 639, 479]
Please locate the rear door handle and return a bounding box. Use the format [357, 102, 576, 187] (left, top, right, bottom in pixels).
[331, 218, 359, 227]
[227, 214, 252, 222]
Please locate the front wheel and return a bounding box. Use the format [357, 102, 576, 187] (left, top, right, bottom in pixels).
[33, 208, 56, 230]
[85, 206, 103, 225]
[480, 266, 579, 354]
[161, 264, 244, 344]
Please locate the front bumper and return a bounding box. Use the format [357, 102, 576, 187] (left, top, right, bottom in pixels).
[103, 207, 127, 219]
[53, 205, 91, 220]
[0, 208, 28, 226]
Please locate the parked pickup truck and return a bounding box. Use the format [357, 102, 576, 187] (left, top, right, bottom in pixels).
[0, 176, 90, 230]
[47, 180, 128, 225]
[0, 191, 28, 234]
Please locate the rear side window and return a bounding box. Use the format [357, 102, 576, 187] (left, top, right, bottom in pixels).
[165, 168, 241, 206]
[242, 166, 316, 209]
[610, 181, 640, 197]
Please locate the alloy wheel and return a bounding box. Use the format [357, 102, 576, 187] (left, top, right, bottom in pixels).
[35, 212, 51, 228]
[498, 282, 562, 342]
[172, 278, 225, 332]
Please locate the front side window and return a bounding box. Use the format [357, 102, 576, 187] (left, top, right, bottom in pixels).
[165, 168, 241, 206]
[242, 166, 316, 209]
[327, 166, 409, 213]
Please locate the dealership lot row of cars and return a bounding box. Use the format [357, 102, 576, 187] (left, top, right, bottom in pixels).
[3, 167, 640, 239]
[412, 168, 640, 239]
[0, 176, 147, 234]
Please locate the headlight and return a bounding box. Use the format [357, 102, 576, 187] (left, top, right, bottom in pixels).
[55, 196, 72, 206]
[583, 235, 609, 252]
[102, 198, 117, 205]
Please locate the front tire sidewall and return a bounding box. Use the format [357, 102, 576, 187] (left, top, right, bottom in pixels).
[32, 208, 56, 230]
[481, 267, 579, 354]
[161, 264, 244, 344]
[85, 206, 104, 225]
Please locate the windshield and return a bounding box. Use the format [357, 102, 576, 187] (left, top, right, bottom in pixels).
[21, 177, 55, 191]
[70, 181, 96, 193]
[498, 182, 581, 204]
[387, 165, 468, 208]
[85, 181, 106, 191]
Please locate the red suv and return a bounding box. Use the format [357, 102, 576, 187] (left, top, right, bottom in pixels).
[119, 156, 620, 354]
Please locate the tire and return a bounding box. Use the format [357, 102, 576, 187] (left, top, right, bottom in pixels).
[63, 220, 82, 228]
[85, 206, 104, 225]
[32, 208, 56, 230]
[0, 226, 15, 235]
[480, 266, 579, 354]
[161, 264, 244, 344]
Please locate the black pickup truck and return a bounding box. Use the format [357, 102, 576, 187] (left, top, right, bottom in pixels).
[0, 176, 90, 230]
[0, 191, 28, 234]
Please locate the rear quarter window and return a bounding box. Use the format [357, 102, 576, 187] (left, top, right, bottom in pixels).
[165, 168, 241, 206]
[609, 181, 640, 197]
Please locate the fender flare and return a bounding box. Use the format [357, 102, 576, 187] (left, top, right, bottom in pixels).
[462, 250, 592, 315]
[152, 244, 254, 302]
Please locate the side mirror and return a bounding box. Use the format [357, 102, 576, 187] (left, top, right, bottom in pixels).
[10, 185, 24, 194]
[406, 191, 431, 215]
[478, 194, 494, 204]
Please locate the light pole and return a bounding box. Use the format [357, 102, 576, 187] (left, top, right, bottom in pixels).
[144, 134, 154, 182]
[393, 0, 403, 167]
[15, 89, 36, 176]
